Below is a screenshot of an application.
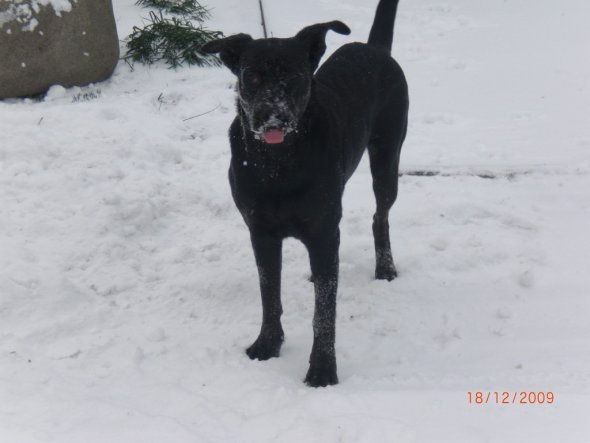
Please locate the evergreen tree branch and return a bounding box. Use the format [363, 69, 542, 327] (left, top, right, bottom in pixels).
[124, 6, 223, 69]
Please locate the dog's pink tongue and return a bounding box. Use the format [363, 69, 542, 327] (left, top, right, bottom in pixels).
[264, 129, 286, 144]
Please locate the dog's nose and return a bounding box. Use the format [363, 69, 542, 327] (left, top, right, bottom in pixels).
[256, 108, 292, 127]
[275, 113, 295, 129]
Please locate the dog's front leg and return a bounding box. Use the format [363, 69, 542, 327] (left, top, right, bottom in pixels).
[246, 231, 284, 360]
[304, 228, 340, 387]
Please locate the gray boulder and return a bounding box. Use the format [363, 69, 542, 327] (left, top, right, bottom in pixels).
[0, 0, 119, 99]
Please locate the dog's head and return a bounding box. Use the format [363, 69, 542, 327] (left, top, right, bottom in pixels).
[202, 21, 351, 145]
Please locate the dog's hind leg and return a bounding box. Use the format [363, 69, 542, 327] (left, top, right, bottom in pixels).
[368, 110, 407, 281]
[246, 231, 284, 360]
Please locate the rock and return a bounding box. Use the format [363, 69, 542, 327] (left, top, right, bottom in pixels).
[0, 0, 119, 99]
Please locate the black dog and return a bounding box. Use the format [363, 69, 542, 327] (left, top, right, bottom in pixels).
[202, 0, 408, 387]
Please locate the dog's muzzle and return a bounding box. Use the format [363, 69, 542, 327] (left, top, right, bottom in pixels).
[240, 91, 300, 145]
[252, 111, 297, 145]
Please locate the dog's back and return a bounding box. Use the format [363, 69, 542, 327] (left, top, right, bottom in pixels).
[313, 0, 408, 180]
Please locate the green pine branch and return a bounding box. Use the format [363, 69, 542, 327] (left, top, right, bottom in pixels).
[125, 2, 223, 69]
[135, 0, 210, 22]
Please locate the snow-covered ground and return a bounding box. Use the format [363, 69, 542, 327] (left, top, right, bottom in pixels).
[1, 0, 589, 441]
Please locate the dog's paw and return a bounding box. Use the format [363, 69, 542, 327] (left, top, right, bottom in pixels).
[246, 332, 284, 361]
[375, 264, 398, 281]
[304, 356, 338, 387]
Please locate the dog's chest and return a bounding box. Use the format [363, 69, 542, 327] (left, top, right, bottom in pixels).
[231, 170, 327, 237]
[252, 199, 319, 240]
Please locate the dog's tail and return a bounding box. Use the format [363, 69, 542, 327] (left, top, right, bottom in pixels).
[367, 0, 401, 51]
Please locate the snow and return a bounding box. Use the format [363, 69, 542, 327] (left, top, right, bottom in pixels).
[1, 0, 589, 442]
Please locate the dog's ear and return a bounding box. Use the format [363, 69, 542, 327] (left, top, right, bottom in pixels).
[201, 34, 254, 75]
[295, 21, 351, 71]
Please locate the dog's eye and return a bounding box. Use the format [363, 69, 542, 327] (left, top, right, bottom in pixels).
[243, 72, 262, 88]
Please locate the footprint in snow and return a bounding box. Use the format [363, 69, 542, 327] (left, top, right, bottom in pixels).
[430, 238, 448, 251]
[445, 58, 467, 71]
[427, 3, 452, 14]
[517, 270, 535, 288]
[422, 113, 455, 125]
